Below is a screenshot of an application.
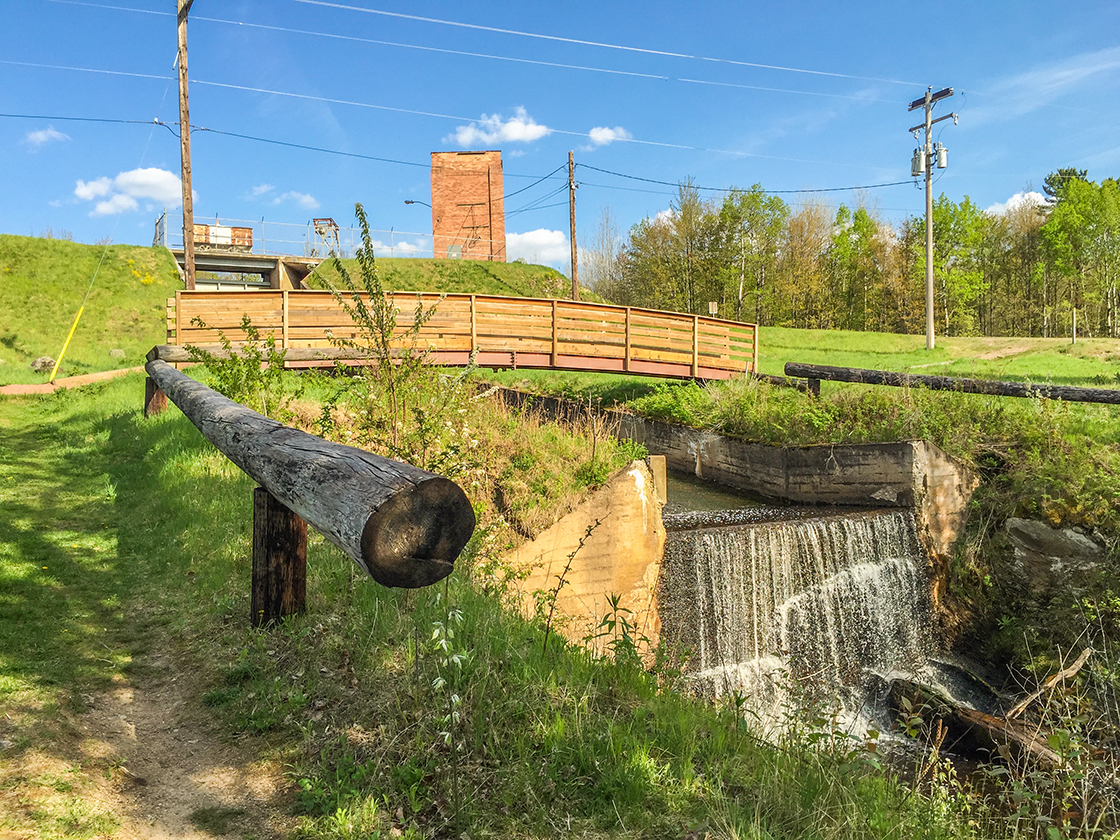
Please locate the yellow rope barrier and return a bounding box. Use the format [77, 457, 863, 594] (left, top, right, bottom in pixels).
[48, 305, 85, 383]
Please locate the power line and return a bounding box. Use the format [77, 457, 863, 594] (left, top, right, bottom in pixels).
[294, 0, 920, 86]
[45, 1, 909, 106]
[1, 58, 893, 168]
[507, 201, 568, 218]
[0, 111, 178, 138]
[499, 164, 568, 201]
[577, 163, 913, 195]
[507, 184, 570, 216]
[197, 126, 428, 168]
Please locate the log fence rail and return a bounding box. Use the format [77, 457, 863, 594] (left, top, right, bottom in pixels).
[785, 362, 1120, 405]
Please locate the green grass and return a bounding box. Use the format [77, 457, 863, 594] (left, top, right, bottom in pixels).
[0, 375, 1013, 840]
[0, 234, 181, 385]
[308, 255, 576, 300]
[758, 325, 1120, 387]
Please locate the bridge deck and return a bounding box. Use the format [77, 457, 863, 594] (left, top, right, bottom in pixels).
[166, 290, 758, 381]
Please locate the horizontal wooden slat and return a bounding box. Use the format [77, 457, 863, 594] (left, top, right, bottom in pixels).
[167, 289, 757, 379]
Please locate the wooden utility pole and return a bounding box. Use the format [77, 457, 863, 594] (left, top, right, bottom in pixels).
[568, 150, 579, 301]
[177, 0, 196, 290]
[908, 86, 956, 350]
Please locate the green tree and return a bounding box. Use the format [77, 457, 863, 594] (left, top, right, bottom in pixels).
[1043, 167, 1089, 203]
[776, 199, 832, 328]
[1042, 177, 1120, 336]
[717, 185, 788, 323]
[931, 194, 987, 335]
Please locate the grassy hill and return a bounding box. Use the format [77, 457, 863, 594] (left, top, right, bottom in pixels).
[307, 253, 576, 299]
[0, 235, 181, 385]
[0, 234, 579, 386]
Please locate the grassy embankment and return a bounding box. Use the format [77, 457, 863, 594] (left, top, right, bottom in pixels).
[0, 234, 181, 385]
[0, 233, 574, 387]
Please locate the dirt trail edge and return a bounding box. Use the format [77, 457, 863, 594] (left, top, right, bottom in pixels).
[78, 641, 295, 840]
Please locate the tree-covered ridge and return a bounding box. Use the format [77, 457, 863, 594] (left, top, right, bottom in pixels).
[587, 173, 1120, 339]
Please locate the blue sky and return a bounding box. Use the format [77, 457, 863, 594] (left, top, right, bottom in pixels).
[2, 0, 1119, 269]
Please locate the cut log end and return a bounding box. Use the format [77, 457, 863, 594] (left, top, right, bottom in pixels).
[360, 476, 476, 588]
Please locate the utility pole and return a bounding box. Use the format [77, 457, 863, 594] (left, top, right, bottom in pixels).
[568, 150, 579, 301]
[908, 86, 957, 350]
[178, 0, 196, 290]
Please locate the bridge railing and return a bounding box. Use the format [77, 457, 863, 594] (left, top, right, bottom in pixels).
[165, 290, 758, 380]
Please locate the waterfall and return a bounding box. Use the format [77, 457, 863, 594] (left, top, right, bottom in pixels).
[659, 509, 936, 733]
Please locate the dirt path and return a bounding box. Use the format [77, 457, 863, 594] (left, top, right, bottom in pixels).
[0, 367, 146, 396]
[75, 644, 294, 839]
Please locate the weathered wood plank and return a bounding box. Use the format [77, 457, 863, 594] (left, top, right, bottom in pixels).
[145, 359, 475, 588]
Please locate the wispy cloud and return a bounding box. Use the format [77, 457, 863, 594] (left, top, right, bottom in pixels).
[74, 167, 186, 216]
[272, 190, 320, 210]
[447, 106, 551, 147]
[250, 184, 275, 197]
[969, 46, 1120, 124]
[23, 127, 70, 148]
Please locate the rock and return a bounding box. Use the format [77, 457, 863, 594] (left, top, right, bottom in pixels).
[109, 348, 126, 359]
[29, 356, 56, 373]
[1006, 517, 1104, 596]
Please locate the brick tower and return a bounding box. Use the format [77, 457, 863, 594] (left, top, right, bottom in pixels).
[430, 150, 506, 262]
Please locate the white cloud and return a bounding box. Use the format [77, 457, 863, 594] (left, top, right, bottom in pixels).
[655, 208, 675, 224]
[272, 191, 320, 210]
[588, 126, 632, 146]
[250, 184, 275, 197]
[74, 167, 187, 216]
[114, 168, 183, 204]
[506, 229, 569, 266]
[371, 239, 424, 256]
[448, 106, 551, 147]
[75, 177, 112, 200]
[92, 194, 139, 217]
[986, 191, 1047, 215]
[24, 127, 70, 147]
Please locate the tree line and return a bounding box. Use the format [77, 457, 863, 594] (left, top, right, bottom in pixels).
[582, 169, 1120, 338]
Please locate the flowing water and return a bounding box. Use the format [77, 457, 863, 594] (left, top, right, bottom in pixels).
[660, 496, 942, 736]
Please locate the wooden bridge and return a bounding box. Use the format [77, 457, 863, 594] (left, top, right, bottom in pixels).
[159, 290, 758, 380]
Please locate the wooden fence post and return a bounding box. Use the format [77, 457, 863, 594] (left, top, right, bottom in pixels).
[691, 315, 700, 378]
[144, 377, 168, 418]
[282, 289, 290, 350]
[251, 486, 307, 628]
[469, 294, 477, 351]
[551, 299, 558, 367]
[624, 307, 631, 373]
[752, 325, 759, 376]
